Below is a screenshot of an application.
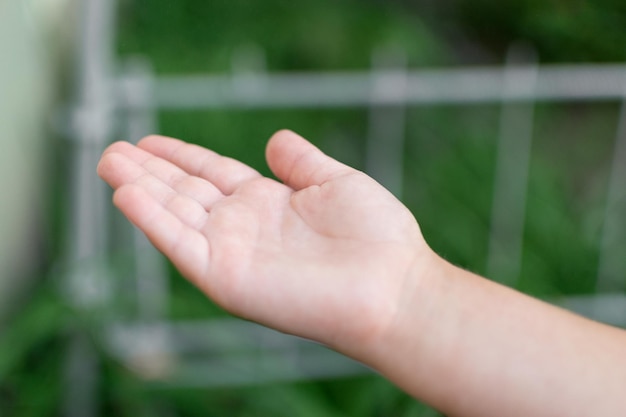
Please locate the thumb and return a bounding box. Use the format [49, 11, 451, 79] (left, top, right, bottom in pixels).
[265, 130, 353, 190]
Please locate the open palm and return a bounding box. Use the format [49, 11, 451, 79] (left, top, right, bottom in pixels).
[98, 130, 428, 351]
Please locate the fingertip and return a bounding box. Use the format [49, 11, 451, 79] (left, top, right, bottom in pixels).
[266, 129, 314, 165]
[268, 128, 308, 146]
[99, 141, 136, 175]
[97, 149, 123, 182]
[111, 182, 129, 208]
[102, 140, 133, 156]
[266, 129, 353, 189]
[113, 183, 153, 227]
[96, 151, 128, 188]
[96, 152, 109, 179]
[136, 134, 162, 147]
[266, 129, 294, 156]
[266, 130, 301, 183]
[112, 183, 144, 215]
[137, 134, 182, 150]
[269, 129, 297, 141]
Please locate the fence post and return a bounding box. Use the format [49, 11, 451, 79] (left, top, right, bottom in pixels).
[64, 0, 118, 415]
[486, 43, 537, 286]
[118, 57, 172, 323]
[596, 76, 626, 293]
[365, 45, 408, 199]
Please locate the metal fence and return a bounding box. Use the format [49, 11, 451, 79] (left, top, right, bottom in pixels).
[62, 0, 626, 415]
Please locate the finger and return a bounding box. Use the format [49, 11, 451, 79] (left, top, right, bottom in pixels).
[265, 130, 354, 190]
[98, 141, 224, 211]
[113, 184, 210, 289]
[100, 152, 212, 232]
[137, 135, 262, 195]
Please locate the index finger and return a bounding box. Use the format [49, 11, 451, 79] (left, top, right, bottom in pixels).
[137, 135, 262, 195]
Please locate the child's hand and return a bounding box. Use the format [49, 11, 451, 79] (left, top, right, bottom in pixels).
[97, 130, 431, 354]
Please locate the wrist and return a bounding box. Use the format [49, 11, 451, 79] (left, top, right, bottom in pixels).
[362, 250, 460, 404]
[341, 245, 443, 357]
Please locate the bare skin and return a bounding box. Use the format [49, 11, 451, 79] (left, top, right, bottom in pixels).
[98, 129, 626, 417]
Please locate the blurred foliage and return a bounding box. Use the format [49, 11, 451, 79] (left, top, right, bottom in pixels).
[0, 283, 68, 416]
[117, 0, 447, 72]
[3, 0, 624, 415]
[395, 0, 626, 62]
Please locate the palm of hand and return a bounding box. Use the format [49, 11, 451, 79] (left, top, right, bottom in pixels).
[98, 131, 425, 349]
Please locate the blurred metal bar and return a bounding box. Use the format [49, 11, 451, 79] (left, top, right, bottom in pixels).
[156, 349, 368, 388]
[107, 319, 315, 356]
[559, 294, 626, 329]
[121, 64, 626, 110]
[121, 57, 158, 144]
[65, 0, 118, 415]
[230, 43, 268, 98]
[66, 0, 117, 307]
[118, 57, 170, 321]
[365, 46, 408, 198]
[486, 45, 537, 286]
[596, 81, 626, 292]
[63, 335, 100, 417]
[104, 319, 369, 386]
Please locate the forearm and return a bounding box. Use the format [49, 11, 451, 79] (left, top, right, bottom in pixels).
[365, 254, 626, 417]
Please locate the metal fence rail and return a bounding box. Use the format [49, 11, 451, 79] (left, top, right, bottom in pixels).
[112, 64, 626, 110]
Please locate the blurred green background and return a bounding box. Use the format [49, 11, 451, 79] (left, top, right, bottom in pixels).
[2, 0, 626, 415]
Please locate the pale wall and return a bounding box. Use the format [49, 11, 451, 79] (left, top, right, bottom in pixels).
[0, 0, 76, 317]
